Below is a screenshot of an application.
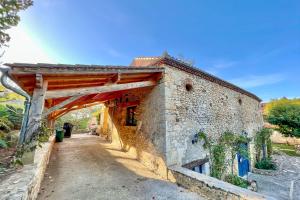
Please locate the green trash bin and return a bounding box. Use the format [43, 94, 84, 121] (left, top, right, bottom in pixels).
[56, 129, 64, 142]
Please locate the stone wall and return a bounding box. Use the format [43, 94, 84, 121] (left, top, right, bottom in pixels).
[0, 136, 55, 200]
[163, 65, 264, 171]
[98, 79, 168, 177]
[168, 165, 274, 200]
[271, 130, 300, 145]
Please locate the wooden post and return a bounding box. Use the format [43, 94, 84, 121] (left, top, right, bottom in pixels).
[24, 74, 48, 142]
[47, 116, 55, 129]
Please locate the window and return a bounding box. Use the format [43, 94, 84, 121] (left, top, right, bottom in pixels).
[191, 163, 209, 174]
[126, 106, 137, 126]
[238, 98, 242, 105]
[185, 83, 193, 91]
[192, 165, 203, 173]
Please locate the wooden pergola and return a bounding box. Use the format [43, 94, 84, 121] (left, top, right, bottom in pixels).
[4, 63, 163, 142]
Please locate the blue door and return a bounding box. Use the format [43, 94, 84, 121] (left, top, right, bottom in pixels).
[238, 143, 250, 177]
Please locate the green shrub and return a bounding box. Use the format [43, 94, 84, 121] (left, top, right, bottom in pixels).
[0, 117, 13, 133]
[0, 139, 8, 148]
[211, 144, 226, 179]
[255, 158, 276, 170]
[5, 105, 23, 129]
[225, 174, 249, 188]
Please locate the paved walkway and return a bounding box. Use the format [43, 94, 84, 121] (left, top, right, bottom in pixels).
[249, 154, 300, 200]
[37, 134, 203, 200]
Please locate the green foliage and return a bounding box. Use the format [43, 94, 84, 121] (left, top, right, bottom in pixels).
[220, 131, 250, 175]
[198, 131, 250, 180]
[78, 117, 89, 130]
[255, 158, 276, 170]
[198, 130, 212, 149]
[92, 109, 101, 123]
[224, 174, 249, 188]
[0, 84, 24, 103]
[273, 143, 300, 157]
[255, 128, 272, 161]
[0, 113, 19, 149]
[0, 0, 33, 47]
[264, 98, 300, 117]
[15, 122, 51, 160]
[0, 117, 13, 149]
[254, 129, 277, 169]
[0, 117, 13, 133]
[211, 144, 226, 179]
[0, 104, 23, 129]
[267, 103, 300, 138]
[36, 122, 51, 143]
[5, 105, 23, 129]
[0, 139, 8, 148]
[266, 139, 272, 158]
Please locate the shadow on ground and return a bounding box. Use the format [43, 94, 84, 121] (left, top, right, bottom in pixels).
[37, 134, 203, 200]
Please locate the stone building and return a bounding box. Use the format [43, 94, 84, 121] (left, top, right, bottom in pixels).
[96, 54, 263, 178]
[3, 53, 263, 180]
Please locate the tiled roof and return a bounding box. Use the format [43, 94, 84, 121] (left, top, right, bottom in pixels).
[131, 53, 261, 102]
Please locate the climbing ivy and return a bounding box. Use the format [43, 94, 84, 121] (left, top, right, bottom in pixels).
[14, 121, 51, 165]
[198, 131, 250, 180]
[220, 131, 250, 175]
[211, 144, 226, 179]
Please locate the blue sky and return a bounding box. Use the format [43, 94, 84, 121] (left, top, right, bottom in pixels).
[3, 0, 300, 102]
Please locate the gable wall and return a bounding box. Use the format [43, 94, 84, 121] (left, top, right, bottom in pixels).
[163, 65, 264, 168]
[98, 81, 168, 178]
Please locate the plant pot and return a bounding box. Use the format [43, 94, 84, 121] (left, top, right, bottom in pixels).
[21, 150, 35, 165]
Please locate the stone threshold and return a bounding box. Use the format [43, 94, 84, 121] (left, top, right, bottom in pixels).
[0, 136, 55, 200]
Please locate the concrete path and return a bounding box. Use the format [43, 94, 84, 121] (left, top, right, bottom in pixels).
[37, 134, 203, 200]
[249, 154, 300, 200]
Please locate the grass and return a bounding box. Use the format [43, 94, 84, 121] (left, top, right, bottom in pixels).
[224, 174, 249, 188]
[273, 143, 300, 157]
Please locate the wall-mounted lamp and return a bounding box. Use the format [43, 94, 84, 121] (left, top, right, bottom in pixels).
[192, 133, 199, 144]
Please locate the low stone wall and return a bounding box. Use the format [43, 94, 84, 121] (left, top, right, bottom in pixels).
[168, 166, 275, 200]
[0, 136, 55, 200]
[252, 168, 280, 176]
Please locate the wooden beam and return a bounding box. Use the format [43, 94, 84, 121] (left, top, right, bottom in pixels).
[10, 67, 164, 75]
[25, 82, 107, 89]
[45, 80, 156, 99]
[52, 101, 102, 120]
[24, 78, 48, 142]
[42, 95, 85, 118]
[111, 73, 121, 83]
[35, 73, 43, 88]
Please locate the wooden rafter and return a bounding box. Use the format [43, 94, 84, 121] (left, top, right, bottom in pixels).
[42, 95, 85, 118]
[52, 101, 102, 120]
[45, 80, 156, 99]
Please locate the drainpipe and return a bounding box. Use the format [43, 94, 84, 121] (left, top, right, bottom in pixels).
[0, 67, 31, 144]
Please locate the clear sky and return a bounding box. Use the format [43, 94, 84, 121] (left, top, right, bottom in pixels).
[2, 0, 299, 102]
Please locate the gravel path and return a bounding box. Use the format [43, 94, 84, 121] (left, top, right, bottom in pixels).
[37, 134, 203, 200]
[249, 154, 300, 200]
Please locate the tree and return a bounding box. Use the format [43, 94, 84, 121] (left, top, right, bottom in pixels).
[263, 98, 300, 117]
[267, 104, 300, 138]
[0, 0, 33, 48]
[0, 84, 24, 103]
